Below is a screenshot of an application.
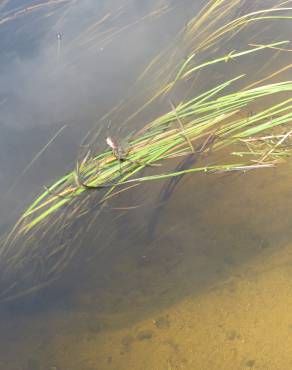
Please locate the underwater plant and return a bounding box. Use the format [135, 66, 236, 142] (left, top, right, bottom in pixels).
[0, 0, 292, 301]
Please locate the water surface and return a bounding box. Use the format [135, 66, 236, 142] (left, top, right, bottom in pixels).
[0, 1, 292, 370]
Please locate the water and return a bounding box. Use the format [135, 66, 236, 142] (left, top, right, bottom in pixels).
[0, 1, 292, 369]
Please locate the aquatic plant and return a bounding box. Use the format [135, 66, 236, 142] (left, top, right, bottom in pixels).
[0, 0, 292, 301]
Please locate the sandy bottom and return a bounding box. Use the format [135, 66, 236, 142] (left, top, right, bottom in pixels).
[41, 245, 292, 370]
[2, 163, 292, 370]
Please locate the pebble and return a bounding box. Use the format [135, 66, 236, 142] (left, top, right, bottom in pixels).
[245, 359, 255, 368]
[137, 330, 154, 341]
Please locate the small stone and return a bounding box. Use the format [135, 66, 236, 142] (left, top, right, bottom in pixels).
[226, 330, 240, 341]
[136, 254, 151, 267]
[245, 359, 255, 368]
[137, 330, 154, 341]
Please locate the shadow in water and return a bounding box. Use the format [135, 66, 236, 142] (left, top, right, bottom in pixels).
[2, 156, 292, 326]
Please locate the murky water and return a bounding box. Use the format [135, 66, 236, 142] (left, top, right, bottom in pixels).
[0, 1, 292, 369]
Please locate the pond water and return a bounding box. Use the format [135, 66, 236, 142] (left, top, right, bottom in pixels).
[0, 1, 292, 369]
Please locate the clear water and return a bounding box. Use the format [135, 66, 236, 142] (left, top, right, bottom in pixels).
[0, 1, 292, 369]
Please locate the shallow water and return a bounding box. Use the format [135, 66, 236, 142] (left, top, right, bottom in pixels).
[3, 160, 292, 370]
[0, 1, 292, 369]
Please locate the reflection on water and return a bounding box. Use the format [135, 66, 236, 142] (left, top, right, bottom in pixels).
[0, 0, 194, 230]
[0, 1, 292, 369]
